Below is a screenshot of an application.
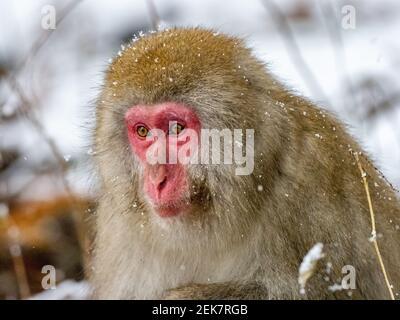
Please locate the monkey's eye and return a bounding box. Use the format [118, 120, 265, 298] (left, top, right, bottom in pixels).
[136, 125, 149, 138]
[169, 123, 185, 135]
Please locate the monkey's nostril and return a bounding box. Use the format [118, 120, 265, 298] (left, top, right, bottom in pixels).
[157, 177, 167, 191]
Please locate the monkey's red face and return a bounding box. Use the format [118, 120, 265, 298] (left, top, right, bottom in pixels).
[125, 102, 201, 218]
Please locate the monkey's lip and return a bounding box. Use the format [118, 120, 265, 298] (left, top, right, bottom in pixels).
[153, 201, 191, 218]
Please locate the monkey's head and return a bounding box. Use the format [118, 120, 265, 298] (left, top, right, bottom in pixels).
[95, 28, 281, 241]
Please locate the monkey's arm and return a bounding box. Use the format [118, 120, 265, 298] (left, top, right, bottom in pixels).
[164, 282, 269, 300]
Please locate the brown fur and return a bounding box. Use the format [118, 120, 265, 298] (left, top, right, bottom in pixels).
[91, 28, 400, 299]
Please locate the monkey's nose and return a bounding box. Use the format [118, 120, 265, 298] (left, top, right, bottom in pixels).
[149, 165, 168, 192]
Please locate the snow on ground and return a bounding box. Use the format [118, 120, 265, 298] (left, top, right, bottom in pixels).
[29, 280, 91, 300]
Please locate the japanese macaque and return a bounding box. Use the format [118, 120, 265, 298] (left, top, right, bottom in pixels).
[91, 28, 400, 299]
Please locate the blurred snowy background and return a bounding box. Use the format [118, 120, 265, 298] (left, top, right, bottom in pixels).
[0, 0, 399, 299]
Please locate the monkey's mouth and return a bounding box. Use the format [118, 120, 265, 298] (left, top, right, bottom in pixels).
[152, 199, 191, 218]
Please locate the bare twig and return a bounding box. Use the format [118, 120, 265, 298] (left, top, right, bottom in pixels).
[261, 0, 329, 104]
[354, 152, 395, 300]
[3, 215, 31, 299]
[5, 76, 69, 173]
[1, 1, 83, 116]
[16, 0, 83, 74]
[145, 0, 161, 30]
[1, 2, 87, 295]
[4, 74, 87, 261]
[318, 0, 357, 110]
[3, 0, 84, 194]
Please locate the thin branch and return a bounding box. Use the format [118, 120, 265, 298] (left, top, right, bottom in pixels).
[1, 1, 83, 117]
[145, 0, 161, 31]
[16, 0, 83, 74]
[261, 0, 329, 104]
[2, 0, 85, 192]
[0, 0, 85, 299]
[317, 0, 357, 110]
[4, 216, 31, 299]
[5, 76, 69, 173]
[354, 152, 395, 300]
[3, 69, 87, 295]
